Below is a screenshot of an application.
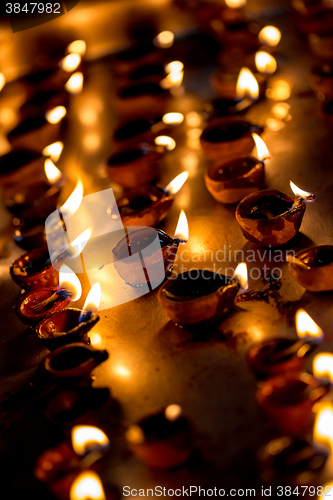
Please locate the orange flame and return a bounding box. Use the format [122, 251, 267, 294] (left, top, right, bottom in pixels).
[259, 26, 281, 47]
[296, 309, 323, 344]
[173, 210, 189, 243]
[42, 141, 64, 162]
[45, 106, 67, 124]
[154, 135, 176, 151]
[60, 53, 81, 72]
[154, 31, 174, 48]
[70, 471, 105, 500]
[313, 402, 333, 458]
[165, 61, 184, 73]
[65, 72, 84, 94]
[313, 353, 333, 383]
[164, 171, 188, 195]
[79, 283, 101, 321]
[234, 262, 248, 293]
[69, 229, 92, 258]
[44, 159, 62, 184]
[58, 265, 82, 301]
[162, 112, 184, 125]
[252, 133, 270, 162]
[71, 425, 109, 455]
[67, 40, 87, 56]
[255, 51, 277, 74]
[290, 180, 315, 202]
[61, 180, 84, 217]
[165, 404, 182, 421]
[236, 68, 259, 101]
[0, 73, 6, 92]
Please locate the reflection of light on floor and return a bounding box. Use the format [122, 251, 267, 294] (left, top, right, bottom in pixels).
[113, 365, 131, 378]
[90, 332, 102, 347]
[185, 111, 202, 128]
[79, 107, 98, 126]
[266, 118, 285, 131]
[83, 133, 101, 151]
[266, 80, 291, 100]
[181, 152, 199, 175]
[247, 326, 265, 342]
[272, 102, 291, 120]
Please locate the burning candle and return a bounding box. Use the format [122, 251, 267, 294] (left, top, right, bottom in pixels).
[235, 180, 315, 247]
[125, 404, 192, 469]
[288, 245, 333, 292]
[204, 133, 269, 204]
[212, 67, 263, 105]
[158, 262, 248, 325]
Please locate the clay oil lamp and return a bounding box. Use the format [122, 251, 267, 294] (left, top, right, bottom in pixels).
[211, 67, 265, 104]
[125, 404, 192, 469]
[113, 41, 162, 76]
[113, 209, 188, 287]
[200, 116, 263, 161]
[36, 282, 101, 350]
[288, 245, 333, 292]
[113, 116, 164, 146]
[10, 248, 58, 291]
[111, 170, 188, 227]
[0, 149, 45, 189]
[7, 105, 67, 153]
[19, 88, 69, 121]
[247, 309, 324, 378]
[115, 63, 168, 90]
[115, 82, 170, 119]
[4, 158, 65, 221]
[235, 180, 315, 247]
[158, 262, 248, 326]
[255, 372, 329, 436]
[205, 133, 269, 205]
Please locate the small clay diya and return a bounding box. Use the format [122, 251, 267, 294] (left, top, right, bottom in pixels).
[8, 116, 63, 153]
[15, 286, 70, 326]
[158, 265, 247, 325]
[113, 42, 161, 75]
[115, 82, 170, 118]
[200, 118, 263, 161]
[19, 88, 69, 121]
[44, 342, 108, 384]
[288, 245, 333, 292]
[205, 154, 265, 204]
[113, 116, 165, 146]
[36, 308, 99, 350]
[211, 18, 260, 49]
[0, 149, 45, 189]
[258, 436, 327, 483]
[256, 372, 329, 436]
[10, 248, 58, 291]
[115, 63, 167, 90]
[125, 404, 192, 469]
[13, 221, 48, 251]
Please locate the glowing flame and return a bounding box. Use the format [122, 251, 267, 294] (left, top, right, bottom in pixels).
[125, 425, 145, 444]
[42, 141, 64, 162]
[313, 402, 333, 455]
[162, 112, 184, 125]
[46, 105, 67, 124]
[58, 265, 82, 301]
[255, 51, 277, 74]
[71, 425, 109, 455]
[154, 31, 174, 48]
[259, 26, 281, 47]
[70, 471, 105, 500]
[60, 53, 81, 72]
[296, 309, 324, 344]
[0, 73, 5, 92]
[236, 68, 259, 101]
[266, 80, 291, 100]
[173, 210, 189, 243]
[154, 135, 176, 151]
[79, 283, 101, 322]
[160, 70, 184, 89]
[61, 180, 84, 217]
[44, 158, 62, 184]
[290, 180, 315, 202]
[165, 404, 182, 421]
[319, 482, 333, 499]
[69, 229, 92, 258]
[234, 262, 248, 293]
[225, 0, 246, 6]
[65, 72, 84, 94]
[165, 61, 184, 73]
[252, 133, 270, 161]
[67, 40, 87, 56]
[313, 353, 333, 383]
[164, 171, 189, 195]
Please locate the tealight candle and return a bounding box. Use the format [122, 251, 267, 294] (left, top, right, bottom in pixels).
[288, 245, 333, 291]
[115, 82, 170, 118]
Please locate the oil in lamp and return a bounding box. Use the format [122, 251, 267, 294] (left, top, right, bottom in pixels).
[200, 117, 263, 161]
[113, 210, 188, 287]
[247, 309, 324, 378]
[288, 245, 333, 292]
[0, 149, 45, 189]
[211, 67, 265, 103]
[158, 262, 248, 325]
[235, 180, 315, 247]
[204, 133, 269, 204]
[115, 82, 170, 118]
[125, 404, 192, 469]
[111, 171, 188, 227]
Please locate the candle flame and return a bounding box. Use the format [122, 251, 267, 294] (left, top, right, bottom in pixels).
[255, 51, 277, 74]
[164, 171, 189, 195]
[225, 0, 246, 6]
[162, 112, 184, 125]
[258, 26, 281, 47]
[67, 40, 87, 56]
[45, 105, 67, 124]
[234, 262, 248, 293]
[65, 72, 84, 94]
[71, 425, 109, 456]
[313, 353, 333, 383]
[313, 402, 333, 456]
[154, 135, 176, 151]
[60, 53, 81, 72]
[58, 265, 82, 301]
[70, 471, 106, 500]
[69, 228, 92, 258]
[153, 31, 174, 48]
[165, 404, 182, 421]
[290, 180, 315, 202]
[236, 68, 259, 101]
[0, 73, 6, 92]
[165, 61, 184, 73]
[44, 158, 62, 184]
[125, 425, 145, 444]
[42, 141, 64, 162]
[61, 180, 84, 216]
[318, 481, 333, 499]
[296, 309, 323, 344]
[79, 283, 101, 322]
[252, 133, 270, 161]
[160, 70, 184, 89]
[173, 210, 189, 243]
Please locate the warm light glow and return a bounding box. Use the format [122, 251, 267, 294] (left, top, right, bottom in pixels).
[65, 72, 84, 94]
[113, 365, 131, 378]
[0, 73, 6, 92]
[164, 171, 189, 194]
[83, 133, 101, 152]
[79, 283, 101, 321]
[313, 353, 333, 383]
[60, 53, 81, 72]
[160, 70, 184, 89]
[61, 180, 84, 217]
[44, 158, 62, 184]
[313, 402, 333, 455]
[165, 61, 184, 73]
[70, 229, 92, 258]
[318, 481, 333, 499]
[154, 31, 174, 48]
[70, 471, 105, 500]
[45, 106, 67, 124]
[272, 103, 291, 120]
[162, 112, 184, 125]
[258, 26, 281, 47]
[290, 180, 315, 202]
[236, 68, 259, 101]
[255, 51, 277, 74]
[154, 135, 176, 151]
[43, 141, 64, 162]
[185, 111, 202, 127]
[165, 404, 182, 421]
[67, 40, 87, 56]
[225, 0, 246, 6]
[252, 133, 270, 161]
[296, 309, 323, 344]
[266, 80, 291, 100]
[125, 425, 145, 444]
[173, 210, 189, 243]
[58, 265, 82, 301]
[71, 426, 109, 456]
[234, 262, 248, 293]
